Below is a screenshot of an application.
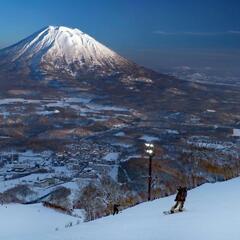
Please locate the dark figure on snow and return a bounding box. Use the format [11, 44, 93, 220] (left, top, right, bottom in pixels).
[170, 186, 187, 213]
[113, 204, 120, 215]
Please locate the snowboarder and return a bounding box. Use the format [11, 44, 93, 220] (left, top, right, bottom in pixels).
[113, 204, 120, 215]
[170, 186, 187, 213]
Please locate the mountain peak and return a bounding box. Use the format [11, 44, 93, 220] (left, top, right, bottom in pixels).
[43, 25, 84, 35]
[0, 25, 136, 79]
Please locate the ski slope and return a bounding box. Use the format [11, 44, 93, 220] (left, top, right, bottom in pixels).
[1, 177, 240, 240]
[0, 203, 80, 240]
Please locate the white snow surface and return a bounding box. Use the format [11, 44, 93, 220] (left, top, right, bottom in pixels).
[233, 128, 240, 137]
[103, 152, 119, 161]
[0, 26, 132, 76]
[140, 135, 159, 142]
[0, 203, 80, 240]
[1, 177, 240, 240]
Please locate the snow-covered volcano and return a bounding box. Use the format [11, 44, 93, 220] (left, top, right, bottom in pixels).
[0, 26, 141, 79]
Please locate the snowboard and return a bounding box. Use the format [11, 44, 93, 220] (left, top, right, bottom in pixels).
[163, 209, 186, 215]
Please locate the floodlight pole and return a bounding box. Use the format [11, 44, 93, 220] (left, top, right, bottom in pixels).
[145, 143, 154, 201]
[148, 154, 153, 201]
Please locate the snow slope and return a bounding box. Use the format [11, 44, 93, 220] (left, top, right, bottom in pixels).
[0, 26, 135, 77]
[0, 203, 80, 240]
[1, 177, 240, 240]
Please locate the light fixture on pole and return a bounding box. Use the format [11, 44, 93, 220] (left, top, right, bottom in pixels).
[145, 142, 155, 201]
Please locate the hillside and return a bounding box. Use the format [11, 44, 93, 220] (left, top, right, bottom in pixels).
[0, 26, 239, 221]
[1, 177, 240, 240]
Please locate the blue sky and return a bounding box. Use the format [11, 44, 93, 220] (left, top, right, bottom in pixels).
[0, 0, 240, 74]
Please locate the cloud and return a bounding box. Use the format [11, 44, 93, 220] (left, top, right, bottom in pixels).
[228, 30, 240, 34]
[188, 72, 207, 81]
[152, 30, 176, 35]
[152, 30, 166, 34]
[174, 66, 192, 71]
[153, 30, 240, 36]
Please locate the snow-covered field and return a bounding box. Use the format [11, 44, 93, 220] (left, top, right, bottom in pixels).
[1, 177, 240, 240]
[233, 128, 240, 137]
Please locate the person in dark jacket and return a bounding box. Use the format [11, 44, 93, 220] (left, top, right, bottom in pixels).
[170, 186, 187, 213]
[113, 204, 120, 215]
